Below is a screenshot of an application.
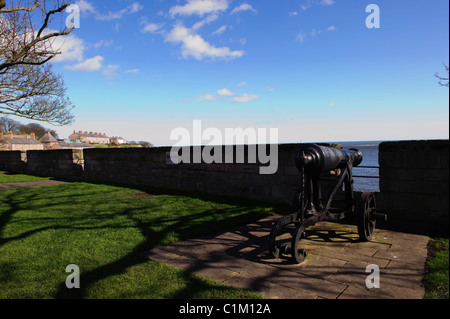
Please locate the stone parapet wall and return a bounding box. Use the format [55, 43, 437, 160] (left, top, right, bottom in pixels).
[0, 140, 448, 234]
[0, 151, 25, 172]
[81, 145, 300, 203]
[26, 149, 83, 178]
[378, 140, 449, 233]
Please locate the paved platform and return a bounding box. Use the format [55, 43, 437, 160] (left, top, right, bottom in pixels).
[143, 216, 429, 299]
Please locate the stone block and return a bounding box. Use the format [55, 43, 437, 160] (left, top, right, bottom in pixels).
[379, 151, 402, 168]
[401, 151, 425, 169]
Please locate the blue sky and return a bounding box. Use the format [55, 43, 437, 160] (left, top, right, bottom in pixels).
[42, 0, 449, 145]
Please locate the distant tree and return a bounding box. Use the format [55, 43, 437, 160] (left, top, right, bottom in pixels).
[0, 116, 21, 132]
[0, 116, 58, 138]
[48, 129, 58, 139]
[19, 122, 46, 138]
[435, 63, 449, 87]
[138, 141, 153, 148]
[17, 122, 57, 139]
[0, 0, 75, 125]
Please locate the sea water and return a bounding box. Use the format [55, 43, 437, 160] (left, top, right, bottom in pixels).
[338, 141, 381, 192]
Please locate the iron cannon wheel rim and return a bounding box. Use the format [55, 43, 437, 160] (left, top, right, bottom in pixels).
[357, 192, 376, 241]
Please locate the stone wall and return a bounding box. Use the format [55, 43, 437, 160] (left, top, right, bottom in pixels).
[81, 144, 300, 203]
[378, 140, 449, 233]
[0, 140, 448, 233]
[0, 151, 25, 173]
[26, 149, 83, 178]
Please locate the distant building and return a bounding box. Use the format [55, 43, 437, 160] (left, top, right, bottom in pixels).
[69, 131, 110, 145]
[0, 132, 44, 151]
[40, 132, 59, 150]
[110, 136, 127, 145]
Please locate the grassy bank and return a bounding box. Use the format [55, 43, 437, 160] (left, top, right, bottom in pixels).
[0, 171, 51, 183]
[0, 182, 274, 299]
[424, 238, 449, 299]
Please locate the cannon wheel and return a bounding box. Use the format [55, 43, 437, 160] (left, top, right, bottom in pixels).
[357, 192, 376, 241]
[291, 223, 308, 264]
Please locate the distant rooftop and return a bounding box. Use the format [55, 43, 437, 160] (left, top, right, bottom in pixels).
[72, 131, 109, 138]
[40, 132, 58, 143]
[59, 142, 94, 149]
[1, 136, 42, 145]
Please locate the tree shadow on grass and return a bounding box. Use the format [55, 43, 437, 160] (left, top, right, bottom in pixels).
[0, 182, 274, 299]
[54, 204, 269, 299]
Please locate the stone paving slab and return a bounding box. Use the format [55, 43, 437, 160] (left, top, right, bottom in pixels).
[143, 216, 430, 299]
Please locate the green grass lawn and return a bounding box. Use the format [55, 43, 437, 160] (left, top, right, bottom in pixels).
[0, 182, 276, 299]
[0, 171, 51, 183]
[424, 238, 449, 299]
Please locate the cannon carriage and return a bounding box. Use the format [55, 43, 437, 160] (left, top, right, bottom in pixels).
[268, 143, 387, 264]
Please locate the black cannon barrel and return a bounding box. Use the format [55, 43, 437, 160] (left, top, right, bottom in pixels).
[295, 144, 363, 173]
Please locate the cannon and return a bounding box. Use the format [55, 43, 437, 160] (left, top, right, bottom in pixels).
[268, 143, 387, 264]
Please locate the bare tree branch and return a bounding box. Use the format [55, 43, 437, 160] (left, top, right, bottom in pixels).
[0, 64, 74, 125]
[435, 63, 449, 88]
[0, 0, 75, 125]
[1, 1, 74, 72]
[0, 1, 40, 13]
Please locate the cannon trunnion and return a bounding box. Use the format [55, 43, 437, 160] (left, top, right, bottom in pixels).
[268, 144, 386, 264]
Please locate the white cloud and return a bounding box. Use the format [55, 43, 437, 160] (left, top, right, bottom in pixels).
[76, 0, 143, 21]
[46, 30, 109, 75]
[102, 64, 120, 79]
[300, 0, 335, 11]
[96, 8, 129, 21]
[192, 13, 220, 30]
[320, 0, 335, 6]
[129, 2, 144, 14]
[212, 25, 228, 35]
[93, 40, 114, 49]
[300, 4, 309, 11]
[310, 29, 320, 36]
[169, 0, 229, 17]
[296, 31, 306, 43]
[50, 33, 86, 63]
[196, 86, 260, 103]
[75, 0, 96, 14]
[125, 69, 140, 74]
[164, 23, 244, 61]
[142, 22, 165, 34]
[67, 55, 104, 72]
[296, 25, 336, 43]
[217, 88, 234, 96]
[197, 93, 218, 101]
[231, 3, 257, 14]
[233, 93, 259, 103]
[289, 11, 298, 16]
[237, 81, 247, 87]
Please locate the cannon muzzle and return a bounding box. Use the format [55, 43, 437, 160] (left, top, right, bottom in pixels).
[295, 144, 363, 173]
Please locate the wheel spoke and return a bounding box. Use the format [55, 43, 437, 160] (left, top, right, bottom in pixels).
[357, 192, 376, 241]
